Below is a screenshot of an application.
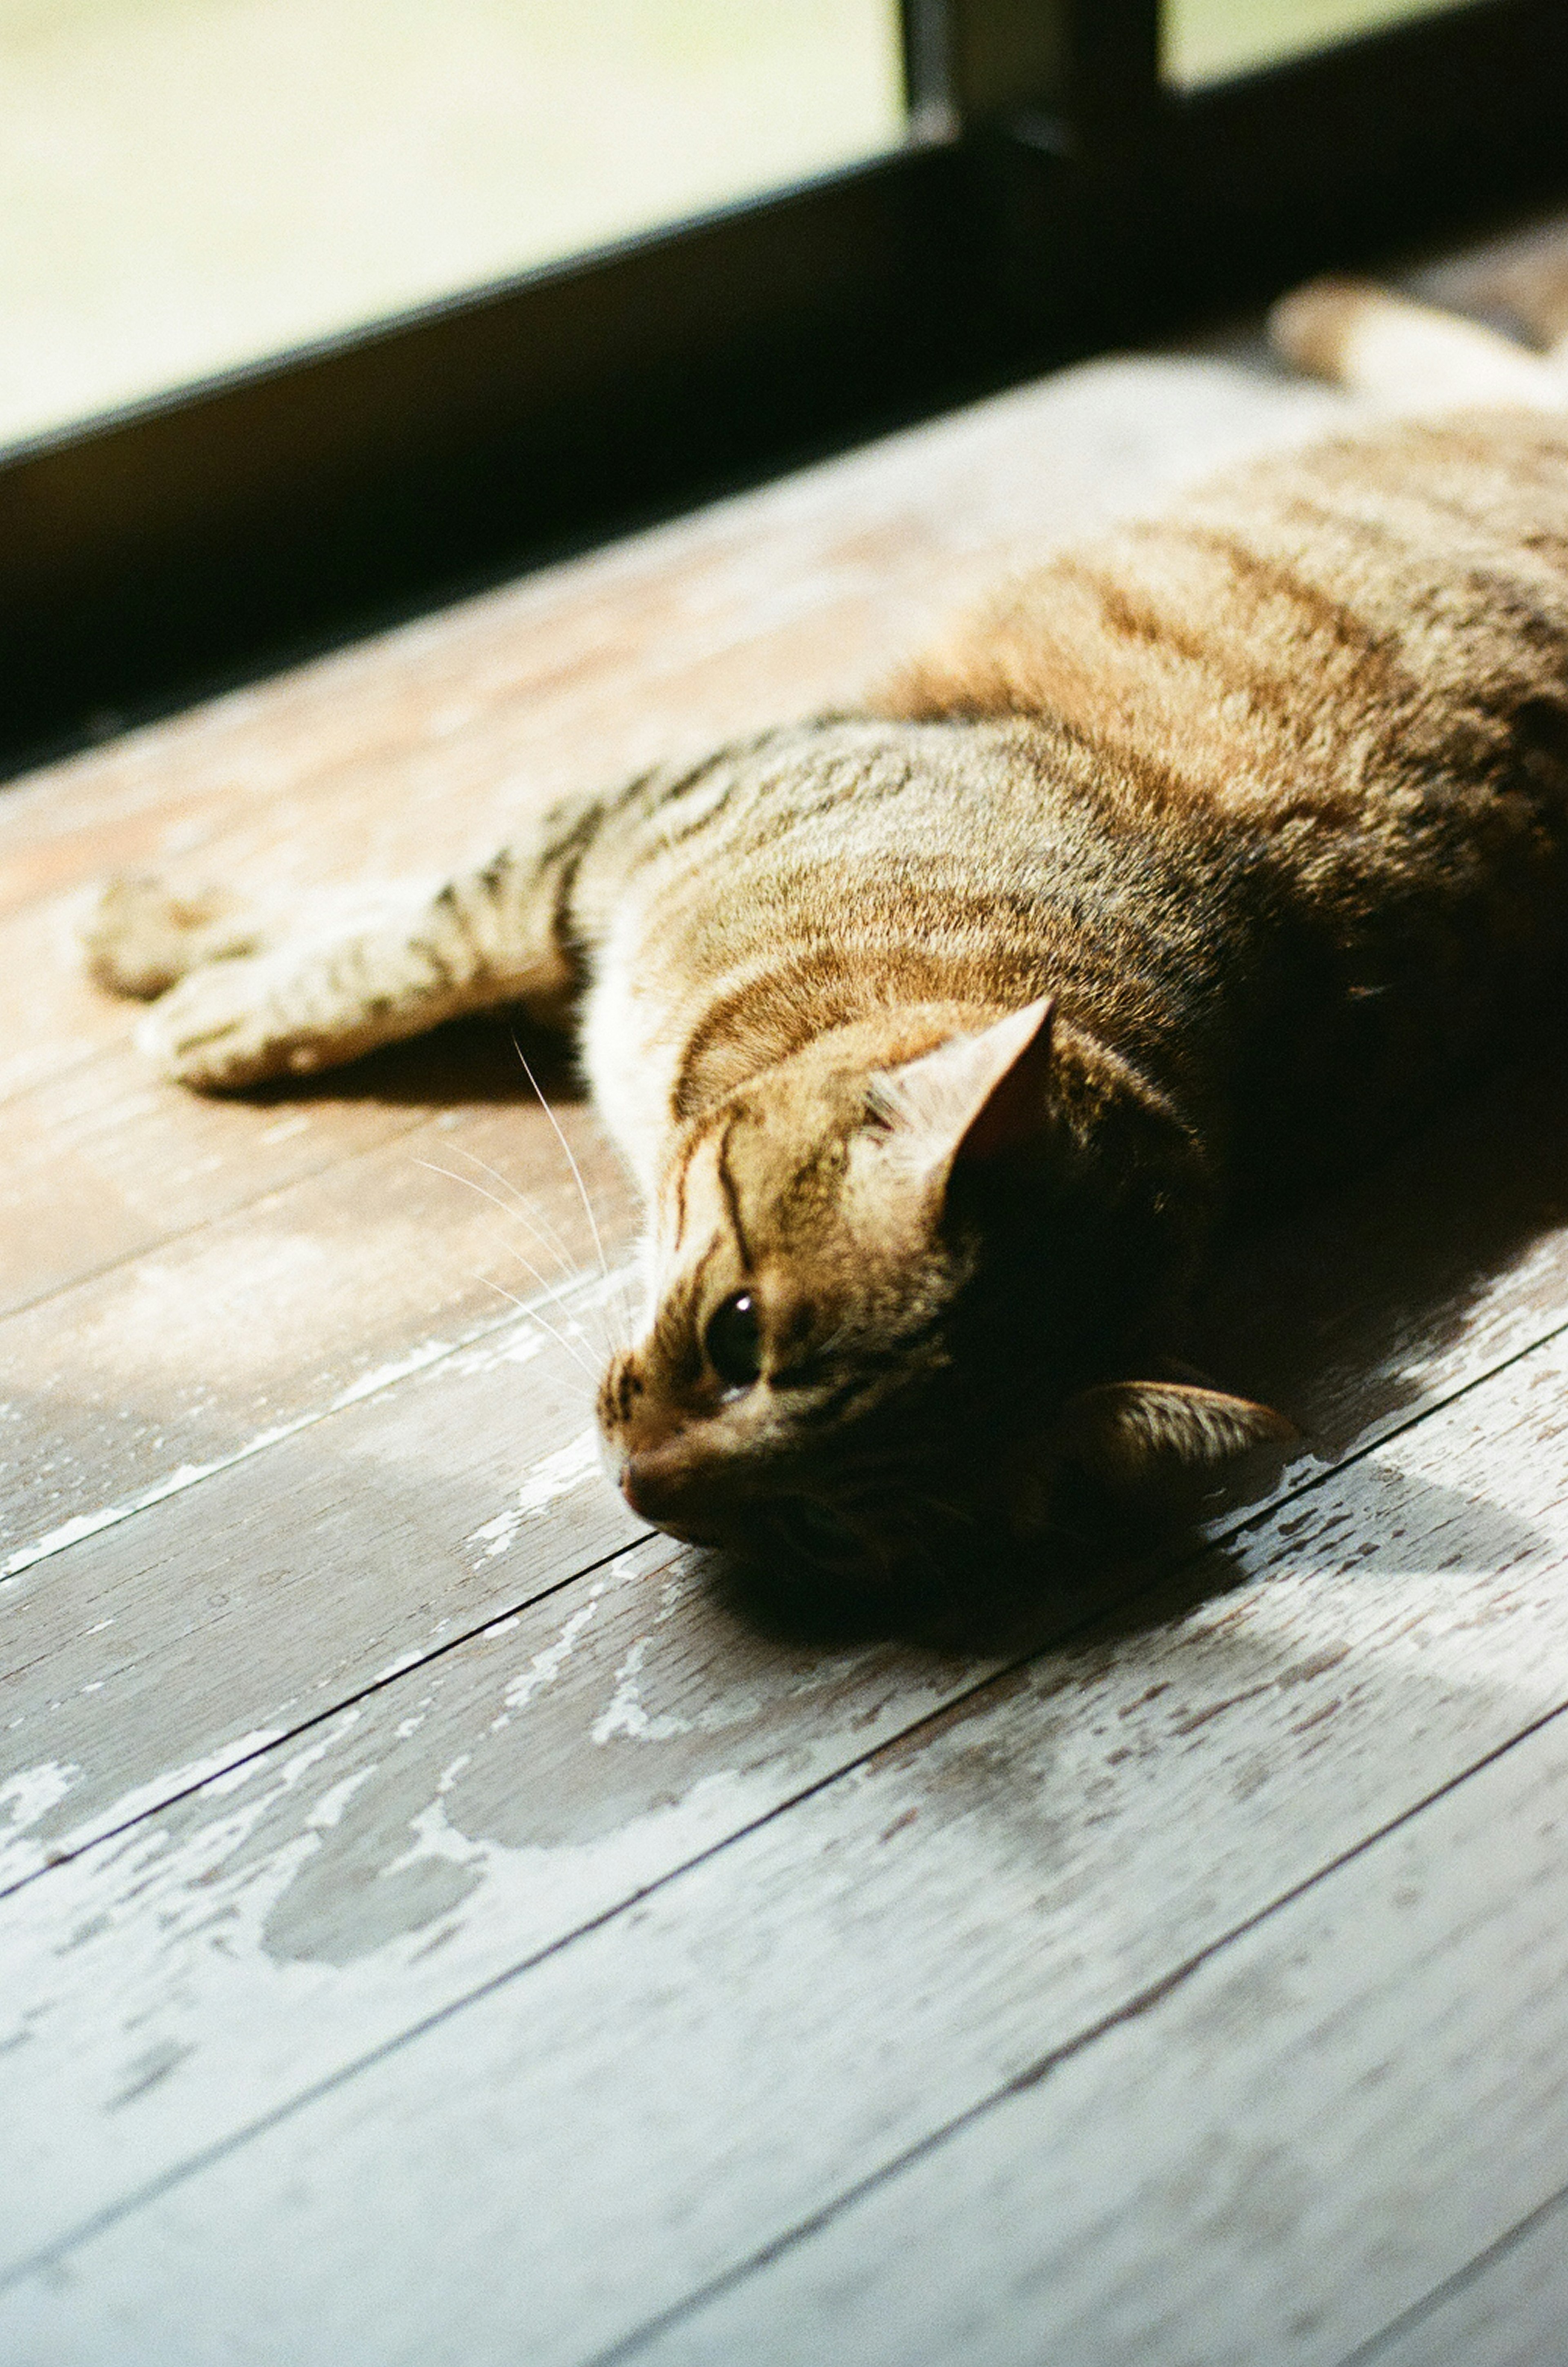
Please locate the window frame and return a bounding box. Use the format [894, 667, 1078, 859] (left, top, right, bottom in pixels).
[4, 0, 1566, 777]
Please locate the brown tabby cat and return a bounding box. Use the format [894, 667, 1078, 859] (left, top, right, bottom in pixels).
[83, 279, 1568, 1584]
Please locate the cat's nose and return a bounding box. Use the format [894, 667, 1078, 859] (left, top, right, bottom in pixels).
[620, 1444, 683, 1520]
[620, 1443, 719, 1544]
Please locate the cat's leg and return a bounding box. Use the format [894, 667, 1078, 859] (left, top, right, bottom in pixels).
[102, 816, 596, 1090]
[1270, 276, 1568, 410]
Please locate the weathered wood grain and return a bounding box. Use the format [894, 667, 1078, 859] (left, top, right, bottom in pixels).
[0, 1080, 636, 1575]
[4, 1325, 1568, 2347]
[620, 1699, 1568, 2367]
[0, 1276, 651, 1880]
[1354, 2188, 1568, 2365]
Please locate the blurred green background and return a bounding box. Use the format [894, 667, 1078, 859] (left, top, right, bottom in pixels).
[1166, 0, 1466, 85]
[0, 0, 1456, 450]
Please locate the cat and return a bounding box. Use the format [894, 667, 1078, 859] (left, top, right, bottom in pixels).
[81, 276, 1568, 1587]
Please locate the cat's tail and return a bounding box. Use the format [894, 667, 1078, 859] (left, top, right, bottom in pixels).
[1270, 275, 1568, 412]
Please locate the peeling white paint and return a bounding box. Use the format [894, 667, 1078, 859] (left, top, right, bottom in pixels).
[492, 1599, 602, 1729]
[306, 1768, 380, 1832]
[0, 1729, 287, 1891]
[1, 1270, 626, 1585]
[0, 1763, 82, 1886]
[592, 1638, 695, 1747]
[327, 1342, 456, 1412]
[466, 1428, 603, 1561]
[369, 1649, 425, 1688]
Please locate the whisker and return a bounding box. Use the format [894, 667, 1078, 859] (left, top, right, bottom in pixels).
[476, 1278, 599, 1386]
[511, 1037, 613, 1290]
[510, 1035, 638, 1355]
[472, 1224, 606, 1377]
[451, 1143, 581, 1281]
[444, 1143, 621, 1357]
[414, 1158, 606, 1370]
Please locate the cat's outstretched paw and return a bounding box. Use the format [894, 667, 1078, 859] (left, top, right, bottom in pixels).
[135, 953, 343, 1090]
[80, 875, 264, 1001]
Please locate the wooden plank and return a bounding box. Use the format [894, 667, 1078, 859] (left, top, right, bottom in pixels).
[0, 1082, 635, 1576]
[4, 1324, 1568, 2343]
[0, 1041, 455, 1318]
[1354, 2190, 1568, 2365]
[0, 1528, 989, 2277]
[623, 1715, 1568, 2366]
[0, 1276, 653, 1882]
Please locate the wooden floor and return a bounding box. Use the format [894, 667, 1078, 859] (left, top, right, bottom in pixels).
[7, 232, 1568, 2367]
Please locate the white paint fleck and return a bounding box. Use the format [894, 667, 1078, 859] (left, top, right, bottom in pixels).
[494, 1599, 601, 1727]
[370, 1648, 425, 1687]
[306, 1767, 379, 1831]
[466, 1427, 603, 1561]
[329, 1342, 455, 1412]
[0, 1762, 80, 1842]
[591, 1637, 694, 1747]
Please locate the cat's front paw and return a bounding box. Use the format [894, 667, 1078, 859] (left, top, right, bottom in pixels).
[80, 875, 261, 1000]
[136, 954, 334, 1090]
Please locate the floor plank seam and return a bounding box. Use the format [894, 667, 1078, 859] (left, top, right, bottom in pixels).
[1334, 2178, 1568, 2366]
[0, 1095, 452, 1335]
[589, 1687, 1568, 2367]
[2, 1255, 635, 1580]
[1, 1166, 467, 1336]
[0, 1527, 655, 1910]
[0, 1040, 112, 1119]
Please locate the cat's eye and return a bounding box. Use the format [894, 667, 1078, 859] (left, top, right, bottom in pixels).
[705, 1291, 763, 1391]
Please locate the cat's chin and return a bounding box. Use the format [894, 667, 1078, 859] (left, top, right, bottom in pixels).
[642, 1510, 731, 1550]
[636, 1489, 870, 1573]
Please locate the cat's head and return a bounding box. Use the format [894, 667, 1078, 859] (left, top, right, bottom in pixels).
[597, 998, 1290, 1584]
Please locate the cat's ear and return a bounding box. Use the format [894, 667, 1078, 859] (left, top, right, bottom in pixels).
[870, 998, 1058, 1179]
[1060, 1379, 1296, 1491]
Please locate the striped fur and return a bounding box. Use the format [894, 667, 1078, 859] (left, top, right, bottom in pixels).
[85, 279, 1568, 1589]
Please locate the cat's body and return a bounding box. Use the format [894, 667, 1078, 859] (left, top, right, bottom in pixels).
[84, 280, 1568, 1584]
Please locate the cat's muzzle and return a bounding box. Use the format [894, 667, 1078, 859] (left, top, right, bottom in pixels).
[617, 1442, 732, 1547]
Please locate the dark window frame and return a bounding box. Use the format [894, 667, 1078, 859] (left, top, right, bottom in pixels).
[5, 0, 1567, 777]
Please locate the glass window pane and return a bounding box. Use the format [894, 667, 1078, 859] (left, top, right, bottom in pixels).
[1165, 0, 1470, 89]
[0, 0, 906, 449]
